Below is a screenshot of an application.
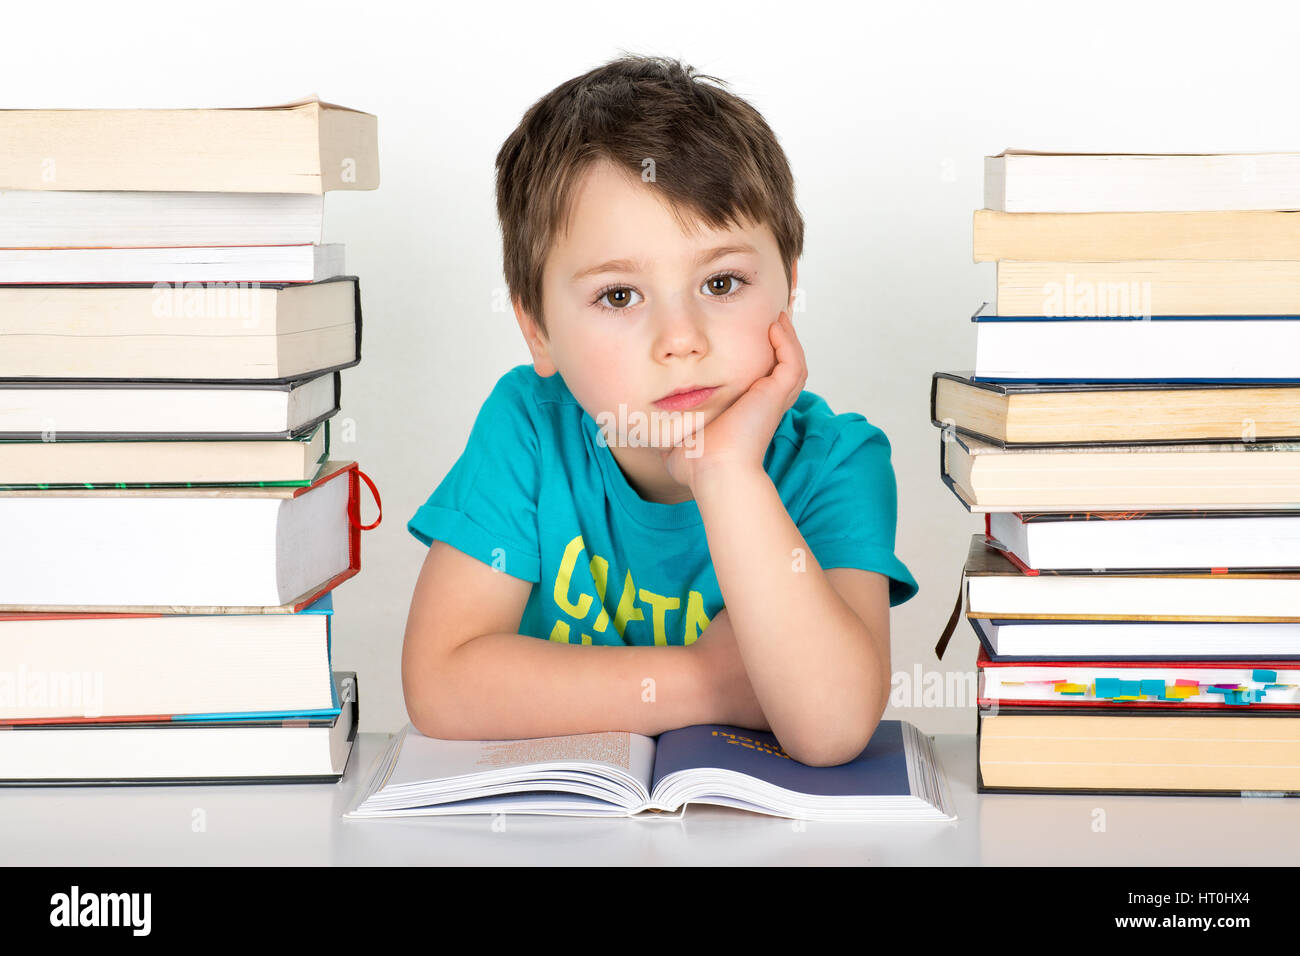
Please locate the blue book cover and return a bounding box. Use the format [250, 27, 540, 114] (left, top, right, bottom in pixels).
[968, 302, 1300, 383]
[172, 591, 338, 722]
[651, 722, 910, 797]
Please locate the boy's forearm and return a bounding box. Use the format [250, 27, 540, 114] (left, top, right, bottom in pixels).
[410, 632, 712, 740]
[692, 465, 886, 765]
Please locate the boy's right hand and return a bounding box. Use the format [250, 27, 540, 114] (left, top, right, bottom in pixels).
[689, 609, 771, 732]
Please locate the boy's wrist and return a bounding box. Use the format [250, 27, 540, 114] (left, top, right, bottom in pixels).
[688, 461, 768, 504]
[682, 625, 745, 729]
[670, 642, 720, 729]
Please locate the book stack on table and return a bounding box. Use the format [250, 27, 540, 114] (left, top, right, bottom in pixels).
[933, 149, 1300, 795]
[0, 97, 381, 784]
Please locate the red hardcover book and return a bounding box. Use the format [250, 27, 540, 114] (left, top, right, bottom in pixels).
[0, 460, 381, 614]
[976, 644, 1300, 712]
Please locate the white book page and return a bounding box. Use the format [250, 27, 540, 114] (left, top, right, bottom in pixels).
[384, 725, 657, 797]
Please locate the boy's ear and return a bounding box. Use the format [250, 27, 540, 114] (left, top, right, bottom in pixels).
[513, 296, 558, 377]
[788, 260, 799, 313]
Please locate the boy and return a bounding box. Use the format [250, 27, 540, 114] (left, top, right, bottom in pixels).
[402, 55, 918, 767]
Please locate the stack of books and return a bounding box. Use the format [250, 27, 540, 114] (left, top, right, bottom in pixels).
[934, 149, 1300, 795]
[0, 96, 380, 784]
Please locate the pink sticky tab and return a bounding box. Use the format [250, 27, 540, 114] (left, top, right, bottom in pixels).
[1175, 679, 1200, 687]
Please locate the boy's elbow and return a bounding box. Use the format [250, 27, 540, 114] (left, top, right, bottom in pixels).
[402, 650, 454, 740]
[403, 644, 491, 741]
[404, 689, 466, 741]
[784, 692, 887, 767]
[786, 718, 880, 767]
[403, 676, 441, 739]
[792, 639, 890, 766]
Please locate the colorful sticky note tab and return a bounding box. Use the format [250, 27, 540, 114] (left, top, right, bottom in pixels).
[1175, 679, 1200, 687]
[1094, 678, 1121, 698]
[1140, 680, 1165, 697]
[1253, 669, 1278, 683]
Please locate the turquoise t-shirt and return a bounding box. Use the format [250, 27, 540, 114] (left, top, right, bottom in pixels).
[408, 364, 918, 647]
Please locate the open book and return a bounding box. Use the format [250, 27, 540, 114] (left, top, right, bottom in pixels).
[344, 720, 955, 822]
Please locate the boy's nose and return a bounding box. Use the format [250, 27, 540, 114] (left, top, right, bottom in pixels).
[651, 304, 709, 359]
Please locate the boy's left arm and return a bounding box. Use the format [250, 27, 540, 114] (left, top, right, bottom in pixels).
[693, 466, 891, 767]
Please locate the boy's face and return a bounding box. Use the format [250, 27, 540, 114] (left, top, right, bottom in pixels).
[515, 159, 798, 502]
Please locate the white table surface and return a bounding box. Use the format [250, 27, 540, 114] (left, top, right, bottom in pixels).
[3, 731, 1297, 865]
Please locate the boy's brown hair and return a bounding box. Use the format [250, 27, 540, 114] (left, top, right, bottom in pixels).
[495, 53, 804, 338]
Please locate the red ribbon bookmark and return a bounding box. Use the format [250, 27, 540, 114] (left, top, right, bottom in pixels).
[349, 467, 383, 531]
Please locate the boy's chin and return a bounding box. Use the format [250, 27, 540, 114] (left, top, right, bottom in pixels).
[649, 409, 708, 446]
[590, 401, 713, 448]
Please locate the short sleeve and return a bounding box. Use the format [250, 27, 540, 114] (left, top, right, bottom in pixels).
[797, 419, 919, 607]
[407, 373, 542, 583]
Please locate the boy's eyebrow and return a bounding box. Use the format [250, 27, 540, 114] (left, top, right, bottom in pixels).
[571, 243, 758, 282]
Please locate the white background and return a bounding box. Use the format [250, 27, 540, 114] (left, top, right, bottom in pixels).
[4, 0, 1297, 735]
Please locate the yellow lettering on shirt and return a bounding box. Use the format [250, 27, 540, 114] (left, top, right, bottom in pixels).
[546, 536, 712, 645]
[548, 619, 592, 644]
[613, 570, 645, 640]
[588, 553, 611, 633]
[683, 590, 712, 646]
[554, 535, 593, 619]
[638, 589, 681, 647]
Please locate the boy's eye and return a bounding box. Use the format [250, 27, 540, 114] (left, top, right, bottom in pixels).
[703, 274, 742, 296]
[591, 270, 752, 313]
[596, 287, 642, 310]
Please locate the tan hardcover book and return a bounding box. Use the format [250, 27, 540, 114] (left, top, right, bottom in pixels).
[0, 95, 378, 193]
[942, 431, 1300, 511]
[931, 372, 1300, 445]
[974, 209, 1300, 262]
[997, 260, 1300, 316]
[979, 712, 1300, 792]
[984, 149, 1300, 212]
[0, 277, 359, 381]
[0, 424, 328, 487]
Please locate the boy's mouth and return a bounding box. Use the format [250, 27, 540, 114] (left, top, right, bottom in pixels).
[653, 385, 717, 411]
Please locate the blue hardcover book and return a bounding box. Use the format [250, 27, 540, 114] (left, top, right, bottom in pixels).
[969, 302, 1300, 383]
[0, 672, 358, 785]
[344, 718, 955, 822]
[177, 592, 340, 722]
[0, 591, 338, 726]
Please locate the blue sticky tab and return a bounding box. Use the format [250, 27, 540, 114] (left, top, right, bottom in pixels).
[1094, 678, 1121, 698]
[1206, 685, 1228, 695]
[1140, 680, 1165, 697]
[1254, 669, 1278, 683]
